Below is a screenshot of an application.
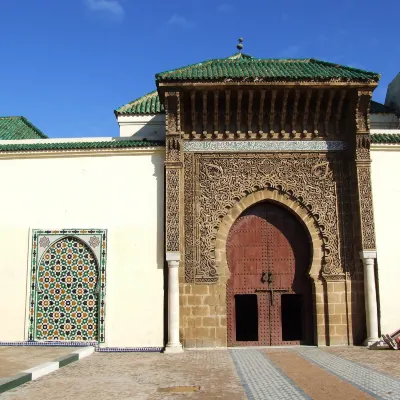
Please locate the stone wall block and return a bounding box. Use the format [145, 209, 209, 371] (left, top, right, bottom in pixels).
[196, 327, 215, 339]
[216, 337, 227, 347]
[187, 296, 195, 306]
[181, 306, 191, 317]
[316, 303, 325, 315]
[328, 314, 342, 325]
[204, 295, 218, 306]
[192, 285, 209, 295]
[184, 327, 196, 339]
[335, 325, 348, 336]
[216, 327, 227, 339]
[193, 305, 210, 316]
[184, 339, 196, 348]
[219, 316, 227, 327]
[334, 303, 346, 314]
[203, 316, 217, 327]
[216, 305, 227, 315]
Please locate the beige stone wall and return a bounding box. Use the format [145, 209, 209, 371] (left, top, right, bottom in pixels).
[179, 283, 227, 348]
[179, 277, 359, 348]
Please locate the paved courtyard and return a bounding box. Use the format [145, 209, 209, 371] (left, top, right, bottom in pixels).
[0, 346, 80, 379]
[1, 347, 400, 399]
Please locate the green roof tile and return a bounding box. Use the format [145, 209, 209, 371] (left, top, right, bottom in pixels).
[156, 54, 380, 83]
[0, 139, 165, 153]
[370, 101, 395, 114]
[371, 134, 400, 144]
[115, 91, 164, 115]
[116, 53, 380, 115]
[0, 116, 48, 139]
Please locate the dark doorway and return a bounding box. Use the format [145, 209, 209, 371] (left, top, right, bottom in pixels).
[235, 294, 258, 341]
[281, 294, 303, 341]
[227, 201, 313, 346]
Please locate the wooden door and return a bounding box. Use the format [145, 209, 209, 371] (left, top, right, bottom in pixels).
[226, 202, 312, 346]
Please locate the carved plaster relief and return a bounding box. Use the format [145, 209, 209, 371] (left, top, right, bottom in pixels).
[184, 153, 350, 283]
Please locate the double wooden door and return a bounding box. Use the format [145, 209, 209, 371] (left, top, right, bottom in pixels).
[226, 201, 313, 346]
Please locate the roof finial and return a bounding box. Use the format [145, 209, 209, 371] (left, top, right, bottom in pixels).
[237, 37, 244, 53]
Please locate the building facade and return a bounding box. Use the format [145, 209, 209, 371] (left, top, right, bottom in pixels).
[0, 53, 399, 351]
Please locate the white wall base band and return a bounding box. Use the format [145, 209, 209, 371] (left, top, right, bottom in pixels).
[0, 346, 94, 394]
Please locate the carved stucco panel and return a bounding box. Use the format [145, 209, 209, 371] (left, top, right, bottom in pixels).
[166, 168, 180, 252]
[357, 166, 376, 250]
[184, 153, 350, 283]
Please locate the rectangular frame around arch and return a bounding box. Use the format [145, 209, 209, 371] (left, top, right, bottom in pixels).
[28, 229, 107, 343]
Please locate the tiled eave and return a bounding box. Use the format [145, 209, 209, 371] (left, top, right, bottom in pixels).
[157, 80, 378, 87]
[0, 139, 165, 158]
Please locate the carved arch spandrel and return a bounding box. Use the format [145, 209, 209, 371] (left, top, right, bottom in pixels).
[183, 153, 347, 284]
[214, 189, 324, 283]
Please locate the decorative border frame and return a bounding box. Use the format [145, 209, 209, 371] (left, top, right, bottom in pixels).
[29, 229, 107, 343]
[0, 342, 163, 353]
[183, 140, 347, 152]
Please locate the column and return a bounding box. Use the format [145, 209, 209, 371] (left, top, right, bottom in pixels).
[163, 91, 184, 353]
[352, 90, 379, 347]
[360, 251, 379, 346]
[164, 251, 183, 353]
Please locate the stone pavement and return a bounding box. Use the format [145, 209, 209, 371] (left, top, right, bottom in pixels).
[0, 346, 80, 379]
[1, 347, 400, 399]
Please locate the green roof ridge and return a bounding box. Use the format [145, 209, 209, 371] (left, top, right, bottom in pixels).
[155, 54, 380, 82]
[0, 139, 165, 152]
[371, 133, 400, 144]
[115, 91, 164, 115]
[0, 116, 48, 140]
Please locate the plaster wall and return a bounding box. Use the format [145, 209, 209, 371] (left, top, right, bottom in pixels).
[118, 115, 166, 140]
[0, 149, 165, 347]
[371, 146, 400, 335]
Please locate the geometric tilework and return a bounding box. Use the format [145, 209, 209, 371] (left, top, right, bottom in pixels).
[29, 230, 107, 343]
[296, 348, 400, 400]
[229, 349, 310, 400]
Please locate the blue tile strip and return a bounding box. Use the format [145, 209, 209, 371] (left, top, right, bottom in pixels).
[0, 342, 163, 352]
[0, 341, 96, 347]
[229, 349, 310, 400]
[296, 348, 400, 400]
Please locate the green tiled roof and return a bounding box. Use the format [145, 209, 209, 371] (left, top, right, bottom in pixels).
[115, 91, 164, 115]
[156, 53, 380, 83]
[370, 100, 395, 114]
[371, 134, 400, 144]
[0, 116, 48, 139]
[0, 139, 165, 153]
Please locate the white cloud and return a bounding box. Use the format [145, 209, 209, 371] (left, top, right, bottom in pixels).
[168, 14, 195, 28]
[84, 0, 125, 19]
[217, 4, 233, 12]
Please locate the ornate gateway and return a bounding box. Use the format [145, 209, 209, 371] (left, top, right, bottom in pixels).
[157, 44, 380, 348]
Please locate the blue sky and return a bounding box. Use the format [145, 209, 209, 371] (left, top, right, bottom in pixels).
[1, 0, 399, 138]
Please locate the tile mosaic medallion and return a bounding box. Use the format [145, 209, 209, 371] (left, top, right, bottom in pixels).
[29, 230, 107, 343]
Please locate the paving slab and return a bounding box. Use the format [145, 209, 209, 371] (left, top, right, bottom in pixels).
[2, 346, 400, 399]
[262, 349, 373, 400]
[1, 350, 246, 400]
[324, 346, 400, 379]
[0, 347, 80, 379]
